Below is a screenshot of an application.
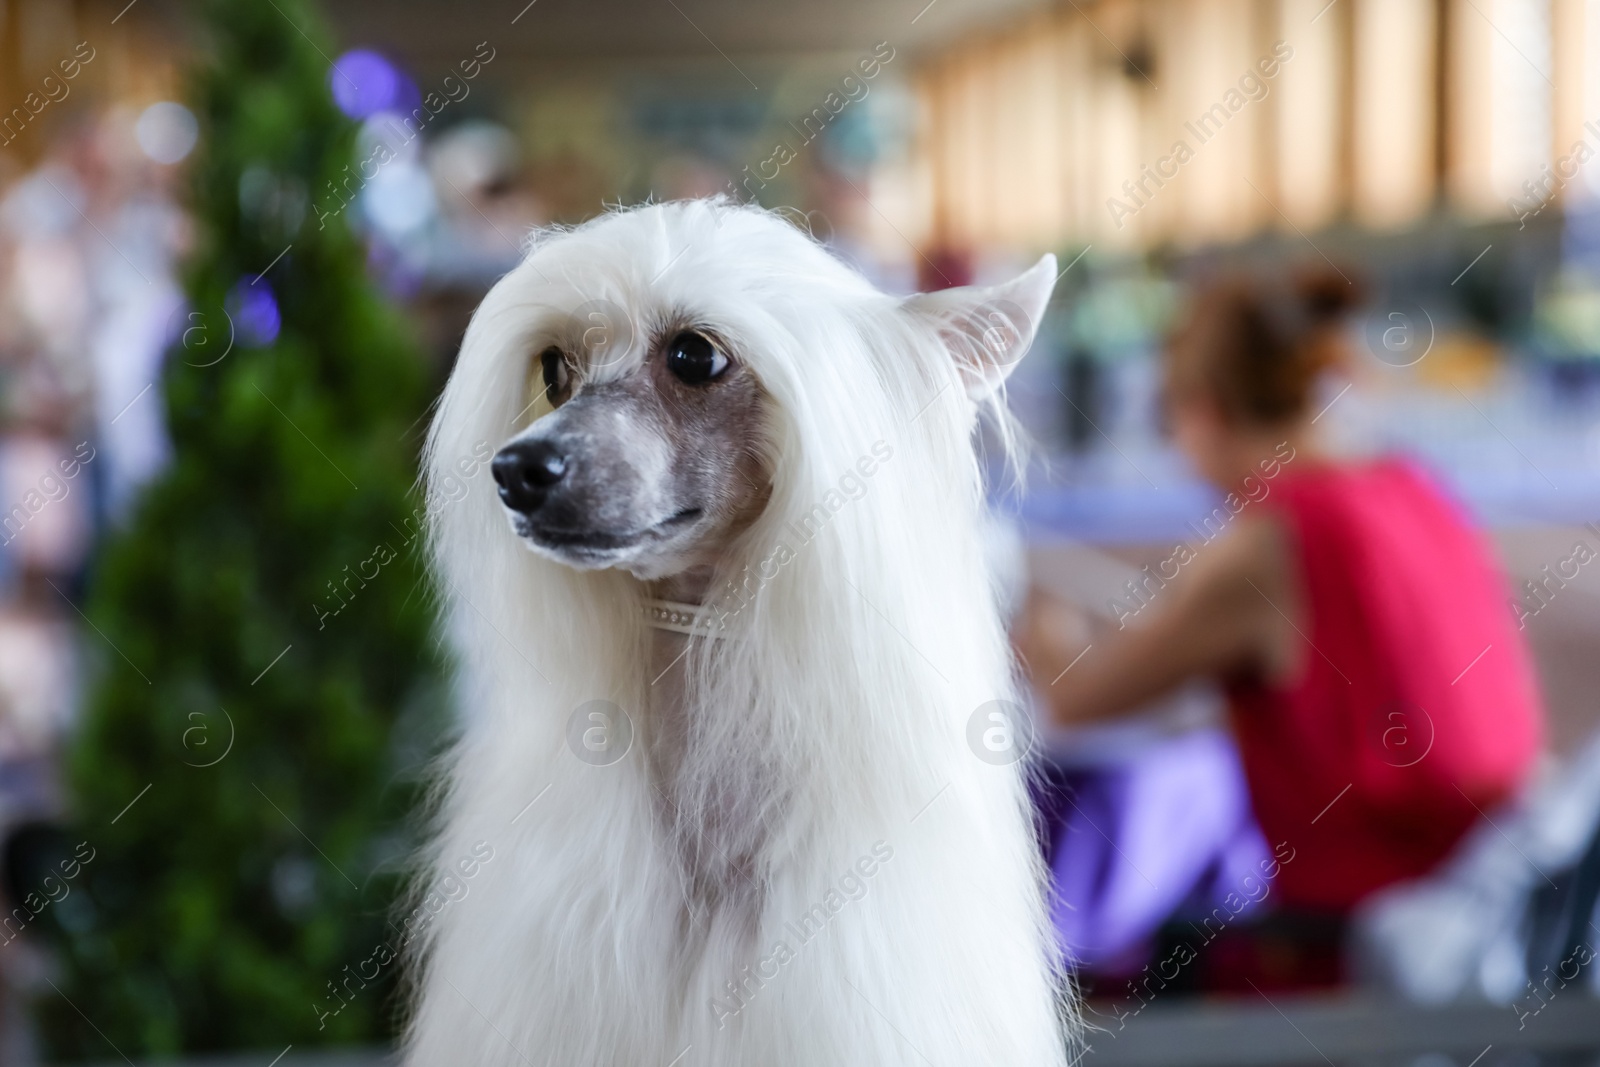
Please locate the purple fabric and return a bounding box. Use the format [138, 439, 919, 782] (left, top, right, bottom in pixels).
[1032, 727, 1268, 972]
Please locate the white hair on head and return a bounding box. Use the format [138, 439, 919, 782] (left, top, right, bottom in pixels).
[404, 197, 1071, 1066]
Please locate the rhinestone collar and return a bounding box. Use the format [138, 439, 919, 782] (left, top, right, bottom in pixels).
[643, 598, 728, 638]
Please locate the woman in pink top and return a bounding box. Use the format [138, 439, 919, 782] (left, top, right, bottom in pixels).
[1017, 271, 1544, 983]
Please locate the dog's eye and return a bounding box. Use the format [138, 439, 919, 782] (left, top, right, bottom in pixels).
[539, 347, 570, 400]
[666, 332, 729, 385]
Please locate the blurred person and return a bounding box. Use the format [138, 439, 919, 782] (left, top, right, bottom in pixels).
[1, 111, 187, 517]
[0, 407, 92, 792]
[0, 419, 92, 578]
[0, 567, 77, 789]
[1015, 269, 1545, 988]
[85, 107, 189, 517]
[0, 149, 94, 407]
[423, 120, 546, 288]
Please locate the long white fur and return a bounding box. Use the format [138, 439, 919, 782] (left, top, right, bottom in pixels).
[406, 199, 1071, 1066]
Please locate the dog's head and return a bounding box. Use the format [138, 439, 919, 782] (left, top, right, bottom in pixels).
[489, 306, 769, 578]
[448, 200, 1054, 581]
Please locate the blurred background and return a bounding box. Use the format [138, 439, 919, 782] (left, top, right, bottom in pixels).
[0, 0, 1598, 1063]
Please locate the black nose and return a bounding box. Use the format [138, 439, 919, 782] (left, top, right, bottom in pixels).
[492, 439, 567, 513]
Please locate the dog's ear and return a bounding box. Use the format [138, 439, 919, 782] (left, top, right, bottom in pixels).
[902, 254, 1057, 398]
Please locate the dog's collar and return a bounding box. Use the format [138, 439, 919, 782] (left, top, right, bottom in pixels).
[643, 598, 728, 639]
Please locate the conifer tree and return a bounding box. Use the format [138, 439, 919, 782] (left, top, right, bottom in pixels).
[40, 0, 446, 1055]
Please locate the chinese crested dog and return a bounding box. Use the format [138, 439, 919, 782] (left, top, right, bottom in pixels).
[405, 198, 1069, 1066]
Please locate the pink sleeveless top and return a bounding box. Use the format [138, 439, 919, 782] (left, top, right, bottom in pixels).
[1227, 457, 1543, 911]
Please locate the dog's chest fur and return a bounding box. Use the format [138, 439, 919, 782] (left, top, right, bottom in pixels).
[645, 630, 783, 923]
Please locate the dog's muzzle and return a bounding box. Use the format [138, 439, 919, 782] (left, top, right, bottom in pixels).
[490, 423, 703, 568]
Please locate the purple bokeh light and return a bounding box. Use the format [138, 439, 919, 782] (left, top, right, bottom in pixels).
[330, 49, 403, 119]
[226, 278, 282, 348]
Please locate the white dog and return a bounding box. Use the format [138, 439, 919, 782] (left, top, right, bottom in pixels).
[405, 198, 1069, 1066]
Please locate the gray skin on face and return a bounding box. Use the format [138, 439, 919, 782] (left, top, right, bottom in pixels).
[494, 322, 771, 586]
[492, 322, 777, 914]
